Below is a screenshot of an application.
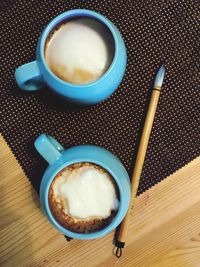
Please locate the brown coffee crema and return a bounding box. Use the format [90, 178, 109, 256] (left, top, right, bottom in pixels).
[48, 162, 120, 233]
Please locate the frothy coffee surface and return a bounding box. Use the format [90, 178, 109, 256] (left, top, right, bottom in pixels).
[45, 18, 115, 84]
[48, 162, 119, 233]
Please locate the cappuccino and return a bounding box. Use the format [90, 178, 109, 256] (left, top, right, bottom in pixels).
[44, 17, 115, 84]
[48, 162, 119, 233]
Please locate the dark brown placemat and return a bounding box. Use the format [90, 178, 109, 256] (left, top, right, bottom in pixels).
[0, 0, 199, 195]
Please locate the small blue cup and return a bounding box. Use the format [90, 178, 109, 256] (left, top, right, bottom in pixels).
[34, 134, 131, 240]
[15, 9, 127, 105]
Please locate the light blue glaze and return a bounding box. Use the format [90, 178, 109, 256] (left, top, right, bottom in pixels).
[35, 134, 131, 240]
[15, 9, 127, 104]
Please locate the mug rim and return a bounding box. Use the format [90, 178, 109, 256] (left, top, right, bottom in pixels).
[39, 9, 119, 90]
[42, 156, 128, 239]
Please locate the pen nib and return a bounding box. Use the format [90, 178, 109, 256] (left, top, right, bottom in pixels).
[154, 64, 165, 88]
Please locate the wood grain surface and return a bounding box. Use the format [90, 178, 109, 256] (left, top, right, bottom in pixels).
[0, 135, 200, 267]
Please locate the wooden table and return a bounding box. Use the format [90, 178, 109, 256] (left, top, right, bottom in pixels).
[1, 134, 200, 267]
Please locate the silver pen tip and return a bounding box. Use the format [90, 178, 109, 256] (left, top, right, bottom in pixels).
[154, 64, 165, 88]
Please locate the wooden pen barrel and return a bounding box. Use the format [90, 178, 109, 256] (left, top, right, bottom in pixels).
[116, 87, 161, 244]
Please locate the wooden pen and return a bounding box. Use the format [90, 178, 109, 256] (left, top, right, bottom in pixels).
[115, 64, 165, 257]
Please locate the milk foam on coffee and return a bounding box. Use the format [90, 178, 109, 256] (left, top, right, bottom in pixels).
[45, 18, 114, 84]
[52, 164, 119, 219]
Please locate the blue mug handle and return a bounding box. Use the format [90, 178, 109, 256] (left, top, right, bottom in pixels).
[34, 134, 64, 164]
[15, 61, 44, 91]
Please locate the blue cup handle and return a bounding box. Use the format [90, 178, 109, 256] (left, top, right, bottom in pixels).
[34, 134, 64, 164]
[15, 61, 44, 91]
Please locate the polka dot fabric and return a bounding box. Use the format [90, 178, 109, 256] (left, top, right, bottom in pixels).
[0, 0, 199, 195]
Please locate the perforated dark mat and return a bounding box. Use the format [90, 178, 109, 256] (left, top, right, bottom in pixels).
[0, 0, 199, 195]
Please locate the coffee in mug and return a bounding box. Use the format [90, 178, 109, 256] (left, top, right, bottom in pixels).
[48, 162, 119, 233]
[35, 134, 130, 239]
[15, 10, 127, 105]
[44, 17, 115, 85]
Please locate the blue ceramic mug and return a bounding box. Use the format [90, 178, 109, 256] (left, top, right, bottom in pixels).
[34, 134, 131, 240]
[15, 9, 127, 105]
